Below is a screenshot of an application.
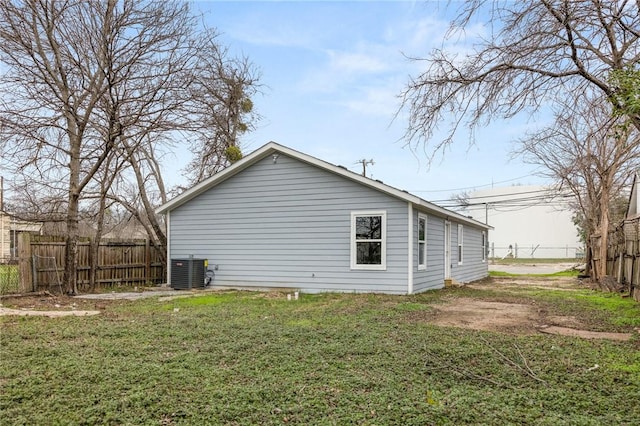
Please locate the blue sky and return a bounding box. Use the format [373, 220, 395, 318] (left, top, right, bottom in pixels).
[169, 0, 550, 203]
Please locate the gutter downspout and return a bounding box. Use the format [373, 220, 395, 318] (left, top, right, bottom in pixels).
[166, 211, 171, 286]
[407, 203, 413, 294]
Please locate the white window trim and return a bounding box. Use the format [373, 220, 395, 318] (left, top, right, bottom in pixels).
[417, 213, 427, 271]
[457, 224, 464, 265]
[350, 210, 386, 270]
[481, 231, 487, 263]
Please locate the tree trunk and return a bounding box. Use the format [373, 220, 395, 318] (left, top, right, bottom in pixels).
[88, 237, 97, 292]
[64, 191, 80, 295]
[90, 176, 111, 292]
[64, 131, 81, 295]
[89, 210, 105, 292]
[123, 143, 167, 258]
[598, 186, 610, 281]
[584, 241, 592, 277]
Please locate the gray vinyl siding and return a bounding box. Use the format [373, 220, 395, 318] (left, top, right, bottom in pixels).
[411, 213, 488, 292]
[450, 223, 489, 283]
[412, 212, 446, 293]
[169, 153, 409, 294]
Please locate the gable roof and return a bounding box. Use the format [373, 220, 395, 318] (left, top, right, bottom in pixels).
[156, 142, 491, 229]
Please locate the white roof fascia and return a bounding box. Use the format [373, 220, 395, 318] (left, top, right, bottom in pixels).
[156, 141, 493, 230]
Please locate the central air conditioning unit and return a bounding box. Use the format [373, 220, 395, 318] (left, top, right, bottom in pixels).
[170, 258, 207, 290]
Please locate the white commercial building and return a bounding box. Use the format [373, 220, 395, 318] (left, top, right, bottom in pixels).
[463, 185, 582, 259]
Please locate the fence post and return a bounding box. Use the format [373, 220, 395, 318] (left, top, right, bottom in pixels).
[145, 239, 151, 285]
[18, 232, 33, 292]
[617, 253, 623, 283]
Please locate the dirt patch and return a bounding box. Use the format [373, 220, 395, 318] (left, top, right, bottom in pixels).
[426, 297, 635, 340]
[0, 292, 125, 315]
[424, 277, 636, 341]
[428, 297, 541, 335]
[469, 275, 586, 291]
[539, 326, 633, 341]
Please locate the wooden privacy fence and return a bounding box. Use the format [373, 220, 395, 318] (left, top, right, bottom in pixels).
[18, 234, 165, 293]
[592, 218, 640, 302]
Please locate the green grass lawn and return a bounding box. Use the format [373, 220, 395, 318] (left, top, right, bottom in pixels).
[1, 287, 639, 425]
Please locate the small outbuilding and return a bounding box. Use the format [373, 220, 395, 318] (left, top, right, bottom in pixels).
[156, 142, 491, 294]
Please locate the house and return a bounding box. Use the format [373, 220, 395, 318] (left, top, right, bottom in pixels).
[621, 173, 640, 301]
[156, 142, 491, 294]
[622, 172, 640, 254]
[0, 210, 43, 260]
[463, 186, 581, 259]
[626, 172, 640, 220]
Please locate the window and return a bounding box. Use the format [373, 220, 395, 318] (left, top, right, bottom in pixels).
[351, 211, 386, 270]
[457, 224, 464, 265]
[418, 214, 427, 270]
[481, 231, 487, 262]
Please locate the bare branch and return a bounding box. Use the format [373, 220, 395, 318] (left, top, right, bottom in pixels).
[0, 0, 261, 293]
[401, 0, 640, 158]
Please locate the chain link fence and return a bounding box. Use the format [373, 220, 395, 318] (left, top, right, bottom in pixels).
[490, 243, 584, 260]
[0, 256, 20, 295]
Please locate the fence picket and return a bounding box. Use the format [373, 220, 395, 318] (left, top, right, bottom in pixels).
[19, 235, 165, 292]
[592, 219, 640, 302]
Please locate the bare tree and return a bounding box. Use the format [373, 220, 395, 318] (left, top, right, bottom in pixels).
[84, 152, 124, 291]
[516, 94, 640, 279]
[110, 139, 169, 261]
[88, 1, 201, 263]
[0, 0, 119, 294]
[184, 33, 261, 185]
[0, 1, 260, 293]
[400, 0, 640, 159]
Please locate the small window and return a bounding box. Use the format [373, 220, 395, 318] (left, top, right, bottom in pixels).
[481, 231, 487, 262]
[351, 211, 386, 270]
[457, 224, 464, 265]
[418, 214, 427, 270]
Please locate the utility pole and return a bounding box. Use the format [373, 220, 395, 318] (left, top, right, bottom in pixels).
[356, 159, 374, 177]
[484, 202, 489, 225]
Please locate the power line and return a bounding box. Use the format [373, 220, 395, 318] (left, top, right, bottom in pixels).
[430, 188, 569, 205]
[408, 174, 542, 194]
[437, 191, 575, 210]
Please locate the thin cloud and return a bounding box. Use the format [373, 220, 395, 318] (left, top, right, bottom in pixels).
[327, 50, 390, 74]
[295, 14, 454, 114]
[341, 85, 401, 117]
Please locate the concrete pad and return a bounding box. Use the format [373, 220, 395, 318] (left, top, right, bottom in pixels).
[0, 307, 100, 317]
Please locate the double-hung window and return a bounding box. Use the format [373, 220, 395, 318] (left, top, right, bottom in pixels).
[351, 211, 386, 270]
[418, 214, 427, 270]
[457, 224, 464, 265]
